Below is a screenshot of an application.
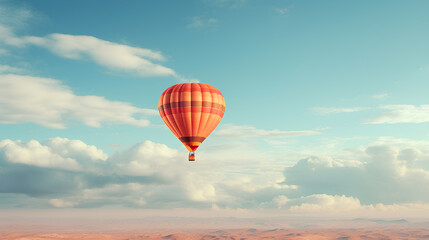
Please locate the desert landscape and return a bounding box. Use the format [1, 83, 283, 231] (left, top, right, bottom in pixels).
[1, 215, 428, 240]
[1, 227, 429, 240]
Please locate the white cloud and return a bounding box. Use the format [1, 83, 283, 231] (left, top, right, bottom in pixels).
[45, 137, 108, 162]
[282, 145, 429, 204]
[0, 139, 182, 203]
[215, 124, 320, 138]
[0, 5, 189, 80]
[186, 16, 218, 28]
[7, 33, 175, 78]
[49, 198, 77, 208]
[177, 74, 200, 83]
[111, 140, 182, 178]
[0, 137, 274, 208]
[0, 74, 156, 128]
[272, 195, 289, 208]
[81, 183, 150, 207]
[288, 194, 361, 212]
[1, 136, 429, 214]
[185, 176, 217, 202]
[0, 138, 107, 172]
[313, 107, 369, 115]
[0, 64, 24, 73]
[271, 193, 429, 217]
[366, 105, 429, 124]
[0, 139, 81, 170]
[109, 141, 221, 205]
[372, 93, 388, 99]
[0, 24, 13, 41]
[0, 4, 32, 37]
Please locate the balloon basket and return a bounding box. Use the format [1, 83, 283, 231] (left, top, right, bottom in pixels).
[189, 152, 195, 161]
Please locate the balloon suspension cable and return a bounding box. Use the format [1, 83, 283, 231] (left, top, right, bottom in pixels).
[189, 151, 195, 161]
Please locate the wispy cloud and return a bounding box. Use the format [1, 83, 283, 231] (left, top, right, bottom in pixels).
[0, 74, 157, 129]
[275, 7, 289, 14]
[186, 16, 218, 28]
[0, 4, 195, 81]
[49, 198, 77, 208]
[5, 33, 176, 78]
[418, 64, 429, 71]
[215, 124, 321, 138]
[204, 0, 248, 8]
[0, 4, 33, 34]
[372, 93, 388, 99]
[177, 75, 200, 83]
[365, 105, 429, 124]
[313, 107, 369, 115]
[0, 64, 24, 73]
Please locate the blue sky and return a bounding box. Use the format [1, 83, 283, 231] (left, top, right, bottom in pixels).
[0, 0, 429, 216]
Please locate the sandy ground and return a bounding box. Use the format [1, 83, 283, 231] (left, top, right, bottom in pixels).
[1, 212, 428, 240]
[1, 227, 429, 240]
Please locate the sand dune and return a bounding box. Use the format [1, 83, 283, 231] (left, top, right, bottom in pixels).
[1, 228, 428, 240]
[1, 213, 428, 240]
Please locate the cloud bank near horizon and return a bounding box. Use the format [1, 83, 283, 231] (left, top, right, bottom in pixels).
[0, 137, 428, 217]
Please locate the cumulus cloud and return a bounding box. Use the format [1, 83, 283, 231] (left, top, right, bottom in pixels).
[45, 137, 108, 162]
[282, 145, 429, 205]
[272, 195, 289, 208]
[184, 176, 217, 202]
[313, 107, 369, 115]
[0, 139, 81, 170]
[215, 124, 320, 138]
[110, 140, 182, 180]
[212, 174, 297, 209]
[288, 194, 362, 212]
[270, 193, 429, 217]
[0, 138, 106, 170]
[366, 105, 429, 124]
[0, 139, 144, 199]
[0, 138, 217, 208]
[0, 137, 290, 209]
[1, 136, 429, 215]
[0, 74, 156, 128]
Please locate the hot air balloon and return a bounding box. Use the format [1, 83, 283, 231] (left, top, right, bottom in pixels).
[158, 83, 225, 161]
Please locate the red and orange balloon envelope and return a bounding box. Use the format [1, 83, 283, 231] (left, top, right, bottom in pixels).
[158, 83, 225, 161]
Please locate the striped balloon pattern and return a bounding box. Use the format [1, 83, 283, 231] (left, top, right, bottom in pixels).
[158, 83, 225, 161]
